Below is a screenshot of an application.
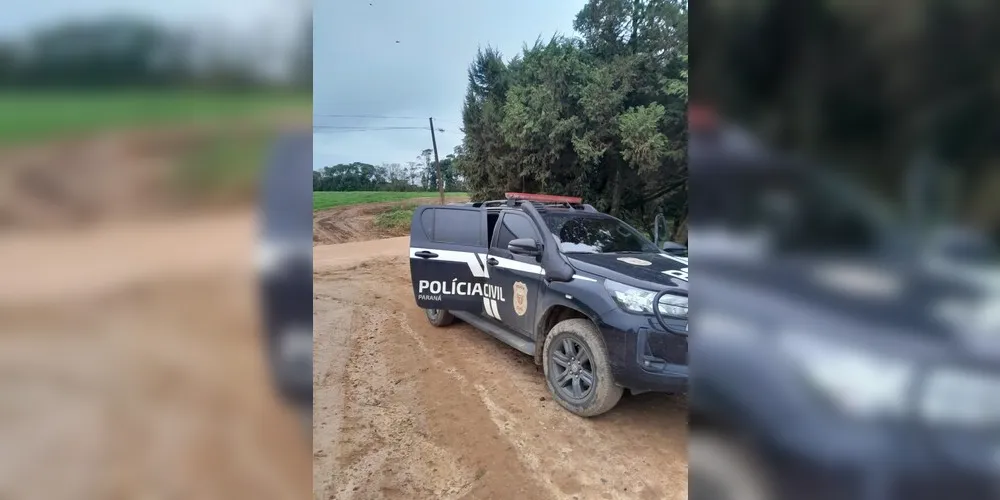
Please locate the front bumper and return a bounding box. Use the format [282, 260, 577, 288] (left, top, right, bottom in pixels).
[259, 256, 313, 407]
[758, 421, 1000, 500]
[597, 308, 688, 393]
[692, 340, 1000, 500]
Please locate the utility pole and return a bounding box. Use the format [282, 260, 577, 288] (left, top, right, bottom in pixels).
[429, 117, 443, 204]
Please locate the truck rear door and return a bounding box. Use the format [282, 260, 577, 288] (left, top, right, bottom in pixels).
[409, 205, 490, 313]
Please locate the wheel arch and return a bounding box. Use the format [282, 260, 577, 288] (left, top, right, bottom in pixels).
[533, 303, 594, 364]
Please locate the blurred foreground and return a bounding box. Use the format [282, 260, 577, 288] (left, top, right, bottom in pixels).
[0, 4, 313, 497]
[0, 108, 311, 500]
[0, 107, 312, 499]
[0, 24, 311, 499]
[690, 2, 1000, 498]
[0, 4, 321, 497]
[687, 116, 1000, 500]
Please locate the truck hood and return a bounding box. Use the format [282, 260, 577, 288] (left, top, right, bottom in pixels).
[699, 253, 994, 346]
[565, 252, 689, 291]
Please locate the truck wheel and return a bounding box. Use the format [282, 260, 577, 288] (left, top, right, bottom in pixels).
[542, 318, 623, 417]
[425, 308, 455, 327]
[689, 431, 771, 500]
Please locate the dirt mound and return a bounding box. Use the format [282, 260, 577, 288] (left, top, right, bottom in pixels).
[0, 118, 306, 230]
[0, 130, 181, 229]
[313, 196, 467, 246]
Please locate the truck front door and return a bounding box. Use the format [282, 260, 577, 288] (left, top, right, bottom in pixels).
[486, 211, 545, 337]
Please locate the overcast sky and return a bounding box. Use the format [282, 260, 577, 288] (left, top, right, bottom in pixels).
[313, 0, 587, 170]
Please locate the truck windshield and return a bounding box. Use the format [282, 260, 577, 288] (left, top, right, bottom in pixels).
[693, 162, 897, 255]
[543, 214, 660, 254]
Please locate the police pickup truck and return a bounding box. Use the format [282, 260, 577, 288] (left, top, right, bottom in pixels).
[687, 109, 1000, 500]
[408, 192, 688, 416]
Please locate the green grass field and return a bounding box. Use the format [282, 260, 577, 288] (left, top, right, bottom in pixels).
[373, 205, 419, 230]
[313, 191, 468, 211]
[0, 91, 309, 145]
[175, 129, 274, 200]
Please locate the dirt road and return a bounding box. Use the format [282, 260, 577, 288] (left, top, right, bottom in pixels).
[0, 211, 310, 499]
[313, 236, 688, 500]
[313, 196, 467, 245]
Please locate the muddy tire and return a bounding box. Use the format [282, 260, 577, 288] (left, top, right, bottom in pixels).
[689, 431, 771, 500]
[542, 318, 623, 417]
[425, 308, 455, 327]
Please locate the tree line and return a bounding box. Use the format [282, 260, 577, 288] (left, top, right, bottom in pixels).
[313, 149, 466, 192]
[0, 15, 311, 89]
[455, 0, 689, 241]
[695, 0, 1000, 238]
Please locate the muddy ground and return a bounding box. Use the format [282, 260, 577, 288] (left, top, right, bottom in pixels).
[313, 236, 688, 500]
[0, 121, 311, 499]
[312, 196, 468, 245]
[0, 211, 311, 499]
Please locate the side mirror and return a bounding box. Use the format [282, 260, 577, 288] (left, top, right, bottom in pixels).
[660, 241, 687, 255]
[508, 238, 541, 256]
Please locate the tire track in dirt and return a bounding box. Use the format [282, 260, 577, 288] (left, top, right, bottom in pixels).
[314, 260, 546, 500]
[313, 240, 687, 500]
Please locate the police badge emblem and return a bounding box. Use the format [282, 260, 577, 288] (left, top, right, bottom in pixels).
[513, 281, 528, 316]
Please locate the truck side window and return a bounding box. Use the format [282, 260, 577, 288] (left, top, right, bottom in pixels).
[493, 213, 538, 252]
[432, 208, 482, 246]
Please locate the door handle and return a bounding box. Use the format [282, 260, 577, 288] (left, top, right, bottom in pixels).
[486, 257, 499, 266]
[415, 251, 438, 259]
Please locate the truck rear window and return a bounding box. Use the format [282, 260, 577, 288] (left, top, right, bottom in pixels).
[431, 208, 482, 246]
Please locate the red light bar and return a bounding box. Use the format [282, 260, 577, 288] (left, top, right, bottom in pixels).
[505, 192, 583, 204]
[689, 104, 719, 131]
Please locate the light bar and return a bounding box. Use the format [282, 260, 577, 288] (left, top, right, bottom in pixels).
[505, 192, 583, 204]
[689, 104, 719, 131]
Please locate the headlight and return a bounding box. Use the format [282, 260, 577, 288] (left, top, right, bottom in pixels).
[256, 240, 309, 274]
[920, 368, 1000, 427]
[256, 241, 285, 273]
[604, 279, 687, 318]
[279, 325, 314, 361]
[778, 331, 916, 418]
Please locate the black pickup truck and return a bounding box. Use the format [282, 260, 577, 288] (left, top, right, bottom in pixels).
[408, 193, 689, 416]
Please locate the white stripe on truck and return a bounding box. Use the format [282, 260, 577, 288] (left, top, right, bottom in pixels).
[409, 247, 544, 276]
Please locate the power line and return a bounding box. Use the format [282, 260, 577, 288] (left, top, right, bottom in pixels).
[314, 126, 429, 131]
[314, 125, 447, 133]
[313, 125, 429, 129]
[313, 114, 459, 126]
[313, 113, 426, 120]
